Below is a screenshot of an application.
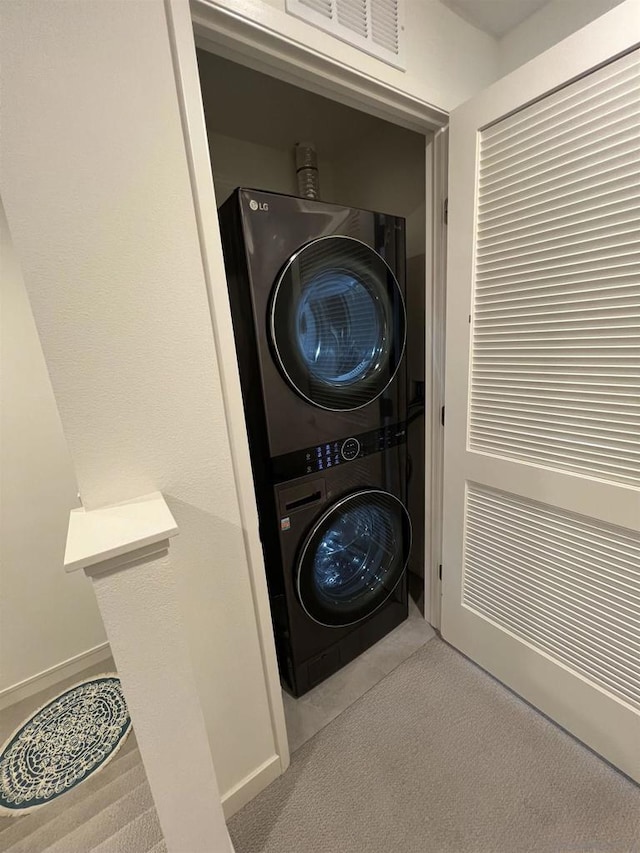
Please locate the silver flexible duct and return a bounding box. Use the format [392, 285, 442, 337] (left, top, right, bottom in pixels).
[295, 141, 321, 200]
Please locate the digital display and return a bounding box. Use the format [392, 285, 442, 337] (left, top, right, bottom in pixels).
[310, 442, 342, 473]
[271, 422, 407, 483]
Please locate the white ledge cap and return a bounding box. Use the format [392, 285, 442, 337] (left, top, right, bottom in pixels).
[64, 491, 179, 573]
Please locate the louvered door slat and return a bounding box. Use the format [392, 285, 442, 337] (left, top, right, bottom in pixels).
[464, 586, 640, 705]
[463, 485, 640, 710]
[463, 560, 640, 662]
[480, 51, 640, 151]
[471, 51, 640, 497]
[481, 209, 640, 250]
[481, 77, 636, 172]
[479, 188, 640, 241]
[472, 397, 640, 419]
[480, 159, 640, 225]
[470, 412, 640, 445]
[477, 261, 639, 283]
[481, 112, 640, 191]
[466, 493, 640, 569]
[479, 227, 640, 261]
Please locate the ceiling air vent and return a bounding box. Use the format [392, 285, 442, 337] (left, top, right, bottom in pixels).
[286, 0, 405, 70]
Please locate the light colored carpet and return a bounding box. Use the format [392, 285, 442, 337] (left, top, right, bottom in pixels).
[2, 640, 638, 852]
[229, 640, 640, 853]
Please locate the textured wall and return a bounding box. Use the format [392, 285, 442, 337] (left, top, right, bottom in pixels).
[0, 0, 277, 798]
[0, 201, 107, 699]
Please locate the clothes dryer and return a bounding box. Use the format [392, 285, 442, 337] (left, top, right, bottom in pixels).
[219, 189, 411, 695]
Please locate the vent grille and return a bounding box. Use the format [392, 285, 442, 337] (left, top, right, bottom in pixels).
[463, 484, 640, 710]
[470, 49, 640, 488]
[300, 0, 333, 15]
[337, 0, 368, 37]
[286, 0, 404, 69]
[371, 0, 399, 53]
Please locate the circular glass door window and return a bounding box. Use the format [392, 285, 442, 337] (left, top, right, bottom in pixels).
[270, 236, 406, 411]
[296, 490, 411, 627]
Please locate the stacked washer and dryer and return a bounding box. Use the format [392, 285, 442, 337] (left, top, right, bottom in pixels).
[219, 188, 412, 697]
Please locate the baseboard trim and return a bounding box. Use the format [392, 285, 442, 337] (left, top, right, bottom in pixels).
[0, 642, 112, 710]
[221, 754, 283, 819]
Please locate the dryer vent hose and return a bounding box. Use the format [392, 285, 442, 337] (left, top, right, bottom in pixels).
[295, 142, 321, 200]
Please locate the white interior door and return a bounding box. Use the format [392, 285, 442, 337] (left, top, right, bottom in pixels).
[442, 0, 640, 782]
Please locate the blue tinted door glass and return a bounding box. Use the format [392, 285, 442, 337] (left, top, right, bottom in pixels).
[313, 503, 393, 605]
[297, 490, 411, 627]
[271, 237, 406, 411]
[296, 271, 384, 387]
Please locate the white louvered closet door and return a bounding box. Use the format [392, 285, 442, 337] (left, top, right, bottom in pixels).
[441, 0, 640, 783]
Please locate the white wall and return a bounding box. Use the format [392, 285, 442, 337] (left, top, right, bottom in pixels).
[0, 201, 108, 704]
[497, 0, 626, 76]
[203, 0, 499, 112]
[0, 0, 279, 805]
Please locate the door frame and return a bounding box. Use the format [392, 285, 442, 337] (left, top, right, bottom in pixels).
[165, 0, 449, 771]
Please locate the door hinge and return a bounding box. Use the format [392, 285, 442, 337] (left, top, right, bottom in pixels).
[440, 405, 445, 426]
[438, 564, 443, 581]
[443, 197, 448, 225]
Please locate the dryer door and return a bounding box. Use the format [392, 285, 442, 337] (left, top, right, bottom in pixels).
[270, 236, 406, 411]
[296, 489, 411, 628]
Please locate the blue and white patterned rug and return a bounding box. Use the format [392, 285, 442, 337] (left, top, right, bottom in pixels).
[0, 674, 131, 816]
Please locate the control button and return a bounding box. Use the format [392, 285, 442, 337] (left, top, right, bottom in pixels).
[341, 437, 361, 461]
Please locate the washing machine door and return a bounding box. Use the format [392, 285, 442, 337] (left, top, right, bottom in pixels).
[270, 236, 406, 411]
[296, 490, 411, 628]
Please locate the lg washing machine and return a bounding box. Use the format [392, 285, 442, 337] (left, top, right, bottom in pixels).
[219, 188, 411, 696]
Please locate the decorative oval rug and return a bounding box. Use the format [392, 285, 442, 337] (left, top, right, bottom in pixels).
[0, 674, 131, 816]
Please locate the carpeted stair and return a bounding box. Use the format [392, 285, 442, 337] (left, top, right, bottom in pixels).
[0, 736, 165, 853]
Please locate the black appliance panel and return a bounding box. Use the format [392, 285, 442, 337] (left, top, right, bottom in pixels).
[271, 421, 407, 482]
[218, 189, 410, 697]
[219, 189, 406, 459]
[272, 444, 408, 692]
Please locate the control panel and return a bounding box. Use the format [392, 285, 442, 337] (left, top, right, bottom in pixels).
[271, 422, 407, 483]
[341, 437, 360, 461]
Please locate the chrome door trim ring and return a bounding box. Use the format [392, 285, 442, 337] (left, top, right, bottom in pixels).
[269, 235, 407, 412]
